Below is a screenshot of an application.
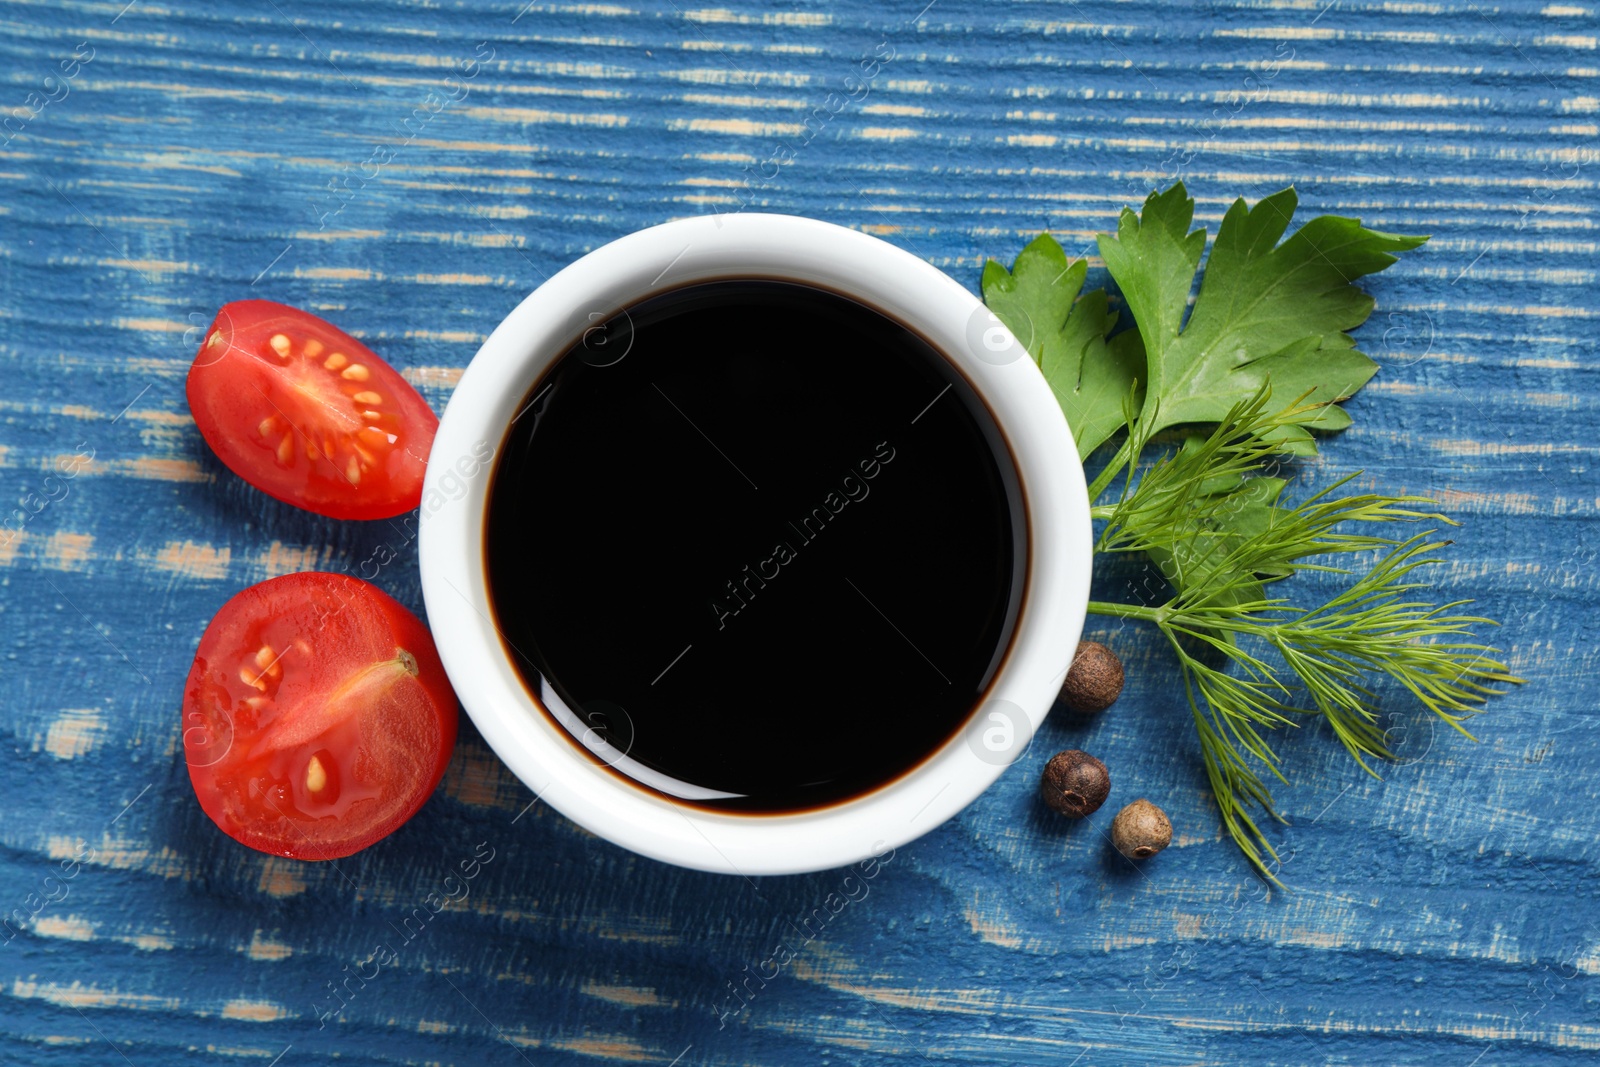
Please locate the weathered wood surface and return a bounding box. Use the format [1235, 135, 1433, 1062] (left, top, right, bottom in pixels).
[1, 0, 1595, 1063]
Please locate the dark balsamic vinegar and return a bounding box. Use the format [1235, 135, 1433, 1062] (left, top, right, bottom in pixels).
[485, 280, 1024, 812]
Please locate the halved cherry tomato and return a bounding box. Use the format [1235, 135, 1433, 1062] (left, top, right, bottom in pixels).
[187, 300, 437, 520]
[182, 572, 458, 860]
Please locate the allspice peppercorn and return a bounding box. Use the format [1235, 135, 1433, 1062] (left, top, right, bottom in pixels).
[1039, 750, 1110, 818]
[1060, 640, 1124, 712]
[1111, 799, 1172, 859]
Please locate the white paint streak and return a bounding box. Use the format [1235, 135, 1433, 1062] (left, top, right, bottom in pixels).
[41, 708, 106, 760]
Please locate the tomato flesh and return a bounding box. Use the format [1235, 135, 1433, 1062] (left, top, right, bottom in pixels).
[187, 300, 438, 520]
[183, 572, 458, 860]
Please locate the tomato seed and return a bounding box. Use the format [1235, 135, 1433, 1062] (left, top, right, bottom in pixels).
[254, 645, 282, 679]
[305, 754, 327, 793]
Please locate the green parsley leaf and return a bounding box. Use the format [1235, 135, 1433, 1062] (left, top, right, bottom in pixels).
[981, 233, 1145, 459]
[1097, 183, 1429, 452]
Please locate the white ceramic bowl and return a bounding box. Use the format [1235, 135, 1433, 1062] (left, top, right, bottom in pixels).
[419, 213, 1091, 875]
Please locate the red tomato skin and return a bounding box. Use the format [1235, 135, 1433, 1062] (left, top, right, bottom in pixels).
[187, 300, 438, 520]
[182, 572, 458, 861]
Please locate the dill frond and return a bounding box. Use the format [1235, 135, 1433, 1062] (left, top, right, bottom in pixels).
[1086, 389, 1522, 882]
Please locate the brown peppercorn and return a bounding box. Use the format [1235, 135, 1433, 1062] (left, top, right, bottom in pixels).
[1111, 799, 1172, 859]
[1039, 750, 1110, 818]
[1060, 640, 1124, 713]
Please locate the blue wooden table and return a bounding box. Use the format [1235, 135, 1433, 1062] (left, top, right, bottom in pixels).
[2, 1, 1595, 1064]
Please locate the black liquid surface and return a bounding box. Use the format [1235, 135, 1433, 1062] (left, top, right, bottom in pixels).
[485, 280, 1024, 812]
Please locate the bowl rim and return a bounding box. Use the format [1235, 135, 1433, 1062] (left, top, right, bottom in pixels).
[418, 212, 1091, 875]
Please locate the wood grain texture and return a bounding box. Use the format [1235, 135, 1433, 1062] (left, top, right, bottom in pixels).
[0, 0, 1595, 1064]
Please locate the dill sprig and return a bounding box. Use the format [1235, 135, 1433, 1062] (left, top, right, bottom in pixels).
[1085, 391, 1521, 880]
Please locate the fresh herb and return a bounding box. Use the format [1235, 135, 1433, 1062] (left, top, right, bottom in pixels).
[982, 243, 1144, 459]
[984, 183, 1521, 881]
